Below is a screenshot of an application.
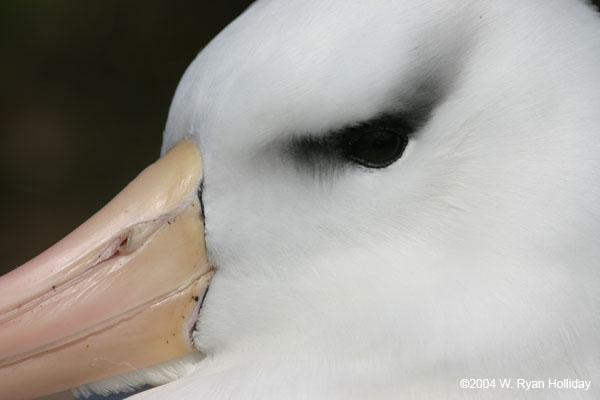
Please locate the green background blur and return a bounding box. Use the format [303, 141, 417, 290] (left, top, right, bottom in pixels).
[0, 2, 253, 273]
[1, 1, 600, 274]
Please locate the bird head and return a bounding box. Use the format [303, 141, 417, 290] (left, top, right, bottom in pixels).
[2, 1, 600, 399]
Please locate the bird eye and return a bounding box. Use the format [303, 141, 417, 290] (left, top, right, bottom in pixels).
[348, 130, 408, 168]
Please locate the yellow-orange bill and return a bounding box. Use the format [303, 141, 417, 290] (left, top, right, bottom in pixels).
[0, 141, 211, 399]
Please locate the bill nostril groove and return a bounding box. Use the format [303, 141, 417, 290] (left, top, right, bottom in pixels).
[197, 181, 206, 223]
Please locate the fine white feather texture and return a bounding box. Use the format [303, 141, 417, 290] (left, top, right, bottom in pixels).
[80, 0, 600, 398]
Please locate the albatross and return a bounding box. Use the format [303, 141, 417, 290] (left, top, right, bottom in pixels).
[1, 0, 600, 399]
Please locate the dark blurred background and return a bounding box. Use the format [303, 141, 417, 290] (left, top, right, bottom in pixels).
[0, 1, 253, 273]
[1, 1, 600, 274]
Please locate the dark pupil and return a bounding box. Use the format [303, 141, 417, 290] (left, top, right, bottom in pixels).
[349, 130, 406, 168]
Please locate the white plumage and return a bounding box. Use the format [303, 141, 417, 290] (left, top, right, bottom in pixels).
[79, 0, 600, 398]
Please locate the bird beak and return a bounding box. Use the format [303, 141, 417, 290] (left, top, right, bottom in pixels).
[0, 140, 212, 399]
